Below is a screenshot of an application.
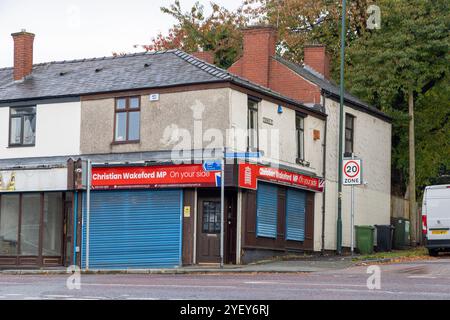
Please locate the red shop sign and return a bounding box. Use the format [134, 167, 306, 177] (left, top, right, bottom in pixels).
[91, 164, 221, 190]
[238, 163, 324, 192]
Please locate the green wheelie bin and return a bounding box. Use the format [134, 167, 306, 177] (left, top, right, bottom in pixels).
[355, 225, 375, 254]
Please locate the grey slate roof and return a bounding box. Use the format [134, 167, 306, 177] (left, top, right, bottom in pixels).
[0, 50, 325, 117]
[273, 55, 391, 121]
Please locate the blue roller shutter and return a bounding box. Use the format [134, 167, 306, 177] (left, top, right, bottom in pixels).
[286, 188, 306, 241]
[256, 182, 278, 238]
[81, 189, 182, 269]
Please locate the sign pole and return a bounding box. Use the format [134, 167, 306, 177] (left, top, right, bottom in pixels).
[220, 149, 225, 268]
[86, 159, 91, 271]
[350, 153, 355, 256]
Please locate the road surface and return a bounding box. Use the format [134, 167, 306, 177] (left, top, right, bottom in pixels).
[0, 257, 449, 300]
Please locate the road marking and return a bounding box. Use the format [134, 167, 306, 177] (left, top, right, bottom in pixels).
[44, 295, 74, 298]
[126, 297, 159, 300]
[4, 293, 23, 296]
[283, 286, 450, 298]
[244, 281, 366, 288]
[408, 276, 437, 279]
[81, 283, 236, 289]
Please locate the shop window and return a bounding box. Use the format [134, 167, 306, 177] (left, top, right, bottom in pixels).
[202, 201, 221, 234]
[0, 194, 20, 255]
[0, 192, 64, 259]
[9, 106, 36, 146]
[20, 194, 40, 256]
[114, 96, 140, 143]
[247, 98, 259, 151]
[345, 113, 355, 156]
[43, 193, 63, 256]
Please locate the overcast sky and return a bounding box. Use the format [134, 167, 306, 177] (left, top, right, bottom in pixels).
[0, 0, 244, 68]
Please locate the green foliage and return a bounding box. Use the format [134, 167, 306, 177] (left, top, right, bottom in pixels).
[146, 0, 246, 68]
[346, 0, 450, 195]
[152, 0, 449, 195]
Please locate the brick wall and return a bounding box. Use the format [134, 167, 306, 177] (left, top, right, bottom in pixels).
[228, 26, 322, 104]
[11, 31, 35, 81]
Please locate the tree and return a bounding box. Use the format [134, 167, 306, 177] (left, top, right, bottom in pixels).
[143, 0, 246, 68]
[243, 0, 375, 78]
[345, 0, 450, 244]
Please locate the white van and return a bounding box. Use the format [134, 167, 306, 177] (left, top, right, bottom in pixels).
[422, 184, 450, 256]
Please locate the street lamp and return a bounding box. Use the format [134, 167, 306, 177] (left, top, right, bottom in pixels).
[337, 0, 347, 255]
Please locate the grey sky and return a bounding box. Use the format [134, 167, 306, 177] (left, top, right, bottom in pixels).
[0, 0, 244, 68]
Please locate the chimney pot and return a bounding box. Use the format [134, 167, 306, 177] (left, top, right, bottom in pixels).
[11, 30, 35, 81]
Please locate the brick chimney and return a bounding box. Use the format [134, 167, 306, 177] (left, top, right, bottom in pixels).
[11, 29, 35, 81]
[236, 25, 277, 87]
[303, 45, 330, 80]
[192, 51, 214, 64]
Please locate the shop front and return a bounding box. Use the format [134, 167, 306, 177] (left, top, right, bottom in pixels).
[79, 163, 225, 270]
[237, 163, 324, 264]
[0, 168, 70, 267]
[76, 161, 323, 269]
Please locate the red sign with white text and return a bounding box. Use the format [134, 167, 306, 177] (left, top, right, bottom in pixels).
[238, 163, 324, 192]
[92, 164, 221, 190]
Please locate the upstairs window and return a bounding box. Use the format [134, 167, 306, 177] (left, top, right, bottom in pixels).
[9, 106, 36, 147]
[114, 96, 140, 142]
[345, 113, 355, 156]
[247, 99, 259, 151]
[296, 114, 305, 161]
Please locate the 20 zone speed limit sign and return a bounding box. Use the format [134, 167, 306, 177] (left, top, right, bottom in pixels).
[343, 159, 362, 185]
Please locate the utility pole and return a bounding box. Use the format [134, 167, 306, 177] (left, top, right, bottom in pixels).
[337, 0, 347, 255]
[408, 90, 417, 246]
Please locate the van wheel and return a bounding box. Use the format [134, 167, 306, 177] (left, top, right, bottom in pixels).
[429, 249, 439, 257]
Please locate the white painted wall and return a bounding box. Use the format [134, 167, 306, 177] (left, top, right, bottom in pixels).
[229, 89, 325, 177]
[323, 98, 391, 250]
[230, 89, 327, 252]
[0, 101, 81, 159]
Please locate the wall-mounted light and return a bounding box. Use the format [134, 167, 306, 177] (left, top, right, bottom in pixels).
[277, 105, 283, 114]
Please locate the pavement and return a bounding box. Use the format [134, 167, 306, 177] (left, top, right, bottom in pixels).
[0, 255, 357, 275]
[0, 256, 449, 300]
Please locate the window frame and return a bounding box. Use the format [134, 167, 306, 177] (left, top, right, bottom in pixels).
[296, 113, 305, 161]
[8, 105, 36, 147]
[247, 98, 259, 152]
[345, 113, 355, 156]
[113, 96, 141, 144]
[202, 200, 221, 234]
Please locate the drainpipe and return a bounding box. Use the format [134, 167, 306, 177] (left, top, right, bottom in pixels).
[321, 92, 328, 254]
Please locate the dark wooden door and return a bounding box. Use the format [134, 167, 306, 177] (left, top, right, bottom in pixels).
[197, 198, 221, 263]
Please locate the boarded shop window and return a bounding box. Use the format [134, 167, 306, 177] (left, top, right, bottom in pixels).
[43, 193, 63, 256]
[9, 106, 36, 146]
[256, 182, 278, 238]
[20, 194, 41, 256]
[0, 194, 20, 255]
[114, 96, 140, 142]
[285, 188, 306, 241]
